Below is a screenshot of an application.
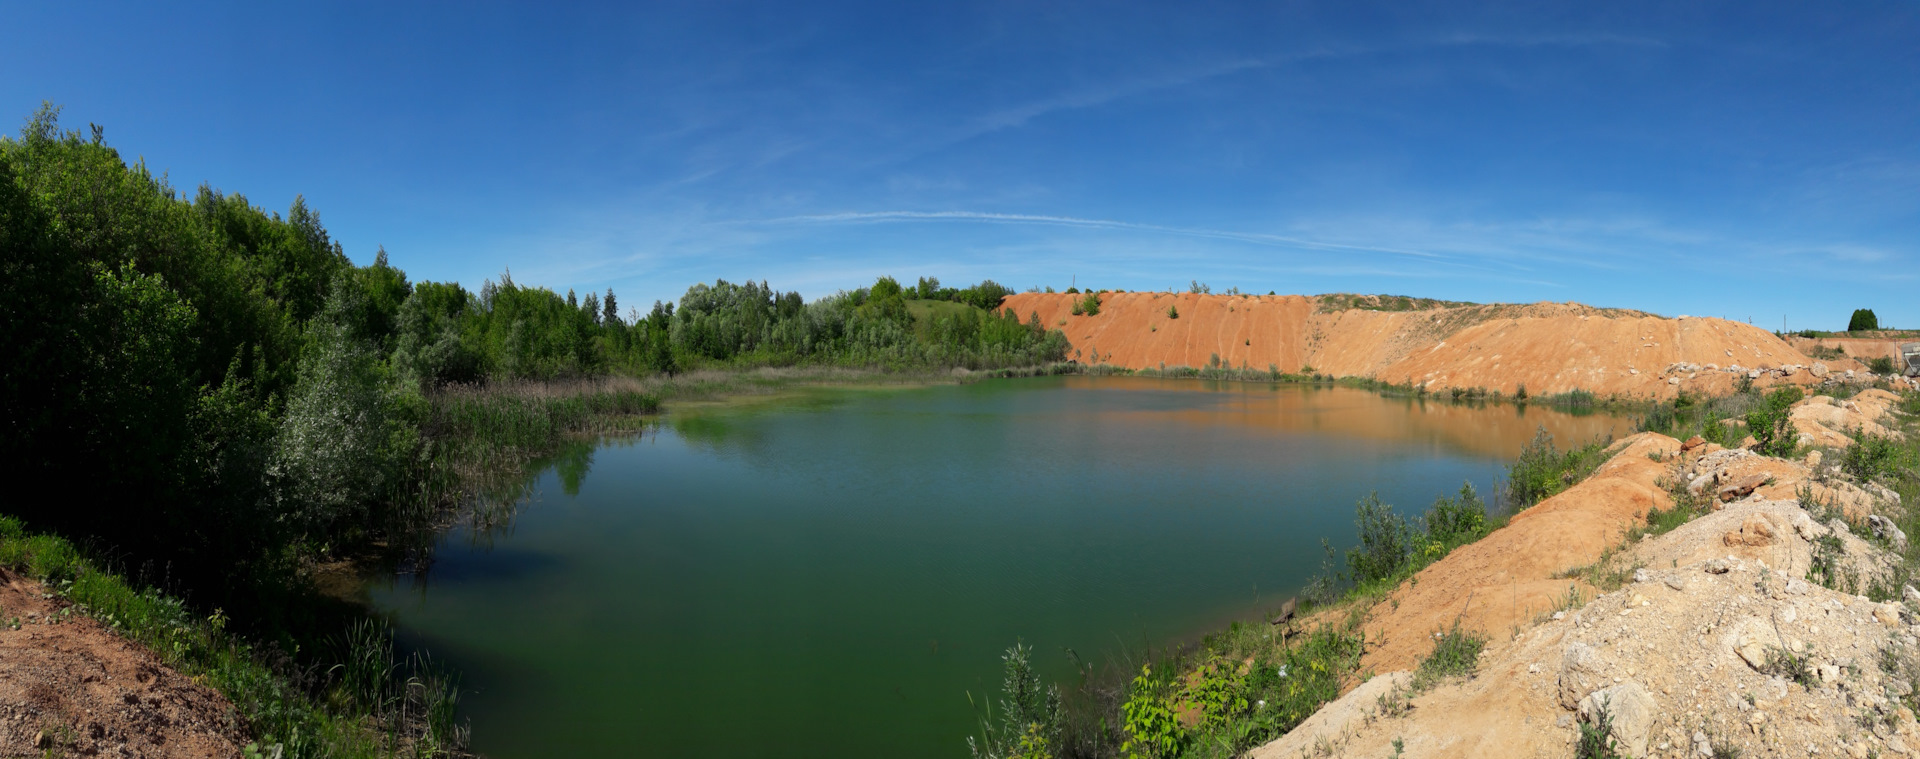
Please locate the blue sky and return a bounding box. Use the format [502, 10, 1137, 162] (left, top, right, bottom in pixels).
[6, 2, 1917, 328]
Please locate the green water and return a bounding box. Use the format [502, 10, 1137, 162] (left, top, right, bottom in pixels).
[371, 376, 1625, 757]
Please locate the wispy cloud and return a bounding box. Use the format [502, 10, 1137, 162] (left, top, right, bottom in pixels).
[758, 210, 1450, 259]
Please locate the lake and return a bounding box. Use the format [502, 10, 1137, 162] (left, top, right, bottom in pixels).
[371, 376, 1627, 757]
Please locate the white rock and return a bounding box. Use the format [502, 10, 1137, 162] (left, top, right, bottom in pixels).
[1579, 681, 1657, 758]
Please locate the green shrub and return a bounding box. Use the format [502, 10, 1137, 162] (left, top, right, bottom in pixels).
[1745, 386, 1803, 457]
[1843, 432, 1904, 482]
[970, 642, 1063, 759]
[1869, 356, 1896, 375]
[1506, 428, 1610, 509]
[1079, 292, 1101, 316]
[1167, 305, 1179, 319]
[1347, 493, 1413, 586]
[1120, 664, 1183, 759]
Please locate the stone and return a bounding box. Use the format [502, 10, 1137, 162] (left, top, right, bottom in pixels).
[1665, 575, 1688, 591]
[1669, 376, 1681, 385]
[1560, 642, 1606, 709]
[1633, 568, 1651, 584]
[1813, 362, 1830, 377]
[1717, 473, 1770, 502]
[1682, 435, 1707, 451]
[1737, 633, 1771, 670]
[1904, 585, 1920, 605]
[1724, 514, 1778, 547]
[1878, 603, 1905, 627]
[1806, 450, 1823, 468]
[1871, 514, 1910, 550]
[1689, 473, 1715, 495]
[1786, 578, 1810, 595]
[1829, 518, 1852, 536]
[1705, 558, 1732, 574]
[1579, 681, 1657, 758]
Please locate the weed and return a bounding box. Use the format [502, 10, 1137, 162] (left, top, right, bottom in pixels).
[1575, 696, 1629, 759]
[1119, 665, 1183, 759]
[970, 642, 1063, 759]
[1411, 622, 1486, 691]
[1763, 646, 1818, 688]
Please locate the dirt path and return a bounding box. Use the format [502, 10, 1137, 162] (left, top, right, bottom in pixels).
[0, 568, 243, 758]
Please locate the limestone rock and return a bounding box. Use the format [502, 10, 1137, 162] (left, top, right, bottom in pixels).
[1870, 514, 1909, 550]
[1812, 362, 1830, 377]
[1723, 514, 1777, 547]
[1718, 473, 1769, 502]
[1560, 642, 1606, 710]
[1579, 681, 1657, 758]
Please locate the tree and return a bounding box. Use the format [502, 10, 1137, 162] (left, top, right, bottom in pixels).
[602, 288, 619, 327]
[1848, 309, 1880, 332]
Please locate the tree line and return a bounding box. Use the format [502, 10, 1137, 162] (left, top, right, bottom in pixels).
[0, 104, 1068, 623]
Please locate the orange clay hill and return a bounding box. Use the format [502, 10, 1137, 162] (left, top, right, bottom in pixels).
[998, 291, 1874, 399]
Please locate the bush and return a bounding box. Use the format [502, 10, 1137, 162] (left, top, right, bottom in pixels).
[1497, 430, 1605, 507]
[1869, 356, 1896, 375]
[970, 642, 1062, 759]
[1347, 493, 1413, 586]
[1167, 305, 1179, 319]
[1079, 291, 1101, 316]
[1745, 386, 1803, 458]
[1849, 309, 1880, 332]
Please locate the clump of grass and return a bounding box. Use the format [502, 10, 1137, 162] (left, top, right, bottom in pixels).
[1411, 621, 1486, 691]
[1763, 646, 1818, 688]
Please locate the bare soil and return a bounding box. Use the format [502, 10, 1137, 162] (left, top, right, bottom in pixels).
[1251, 391, 1915, 759]
[0, 569, 243, 758]
[1000, 292, 1920, 398]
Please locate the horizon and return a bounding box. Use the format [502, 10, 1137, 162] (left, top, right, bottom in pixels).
[6, 2, 1916, 330]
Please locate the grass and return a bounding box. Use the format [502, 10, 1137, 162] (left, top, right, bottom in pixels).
[0, 516, 465, 758]
[1410, 622, 1487, 692]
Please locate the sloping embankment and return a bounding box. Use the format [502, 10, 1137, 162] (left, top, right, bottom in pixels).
[998, 292, 1874, 398]
[1250, 390, 1911, 758]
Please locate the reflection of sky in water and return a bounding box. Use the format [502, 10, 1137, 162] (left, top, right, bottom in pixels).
[374, 377, 1627, 759]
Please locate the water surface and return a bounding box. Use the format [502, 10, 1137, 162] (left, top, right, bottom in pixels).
[373, 376, 1625, 757]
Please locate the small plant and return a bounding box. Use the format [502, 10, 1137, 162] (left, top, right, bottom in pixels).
[1167, 305, 1179, 319]
[1745, 386, 1804, 457]
[1869, 356, 1896, 375]
[1763, 645, 1818, 687]
[1120, 664, 1184, 759]
[1412, 621, 1486, 690]
[1078, 292, 1101, 317]
[969, 642, 1064, 759]
[1576, 696, 1629, 759]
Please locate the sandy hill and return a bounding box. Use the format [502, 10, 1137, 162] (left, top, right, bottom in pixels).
[1251, 390, 1913, 759]
[999, 292, 1881, 398]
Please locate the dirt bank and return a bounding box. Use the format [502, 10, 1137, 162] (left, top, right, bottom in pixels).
[1252, 390, 1913, 759]
[1000, 292, 1919, 398]
[0, 568, 244, 758]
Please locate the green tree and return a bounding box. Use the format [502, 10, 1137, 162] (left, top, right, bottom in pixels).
[1849, 309, 1880, 332]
